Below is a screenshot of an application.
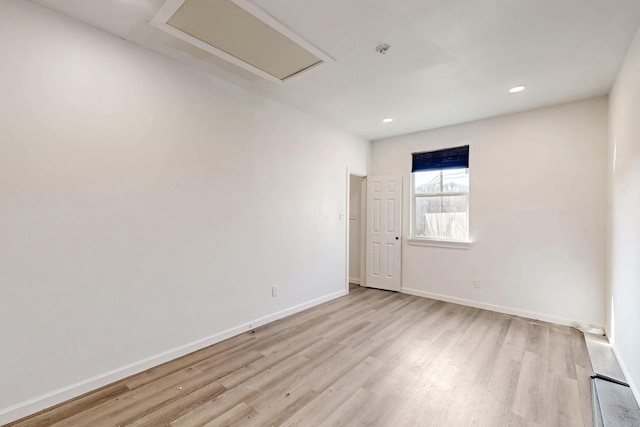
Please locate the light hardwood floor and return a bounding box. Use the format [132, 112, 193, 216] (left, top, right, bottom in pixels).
[6, 284, 593, 427]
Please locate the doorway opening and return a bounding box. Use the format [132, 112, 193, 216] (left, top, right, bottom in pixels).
[347, 174, 365, 292]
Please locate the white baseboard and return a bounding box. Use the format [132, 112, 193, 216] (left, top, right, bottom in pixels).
[611, 345, 640, 407]
[401, 287, 591, 329]
[348, 277, 361, 285]
[0, 289, 347, 426]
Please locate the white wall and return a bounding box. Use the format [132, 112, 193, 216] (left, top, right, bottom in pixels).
[608, 24, 640, 403]
[348, 175, 363, 283]
[371, 98, 608, 327]
[0, 1, 369, 423]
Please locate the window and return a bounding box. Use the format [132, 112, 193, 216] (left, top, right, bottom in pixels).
[411, 146, 469, 242]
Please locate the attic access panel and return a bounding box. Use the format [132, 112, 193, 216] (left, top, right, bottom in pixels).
[151, 0, 333, 83]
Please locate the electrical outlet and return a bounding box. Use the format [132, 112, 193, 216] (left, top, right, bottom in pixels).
[474, 277, 482, 289]
[272, 285, 278, 297]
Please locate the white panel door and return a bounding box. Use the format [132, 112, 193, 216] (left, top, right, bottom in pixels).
[365, 175, 402, 291]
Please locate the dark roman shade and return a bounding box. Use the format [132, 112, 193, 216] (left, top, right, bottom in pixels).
[411, 145, 469, 172]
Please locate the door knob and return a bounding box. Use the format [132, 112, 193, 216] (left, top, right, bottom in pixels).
[395, 236, 399, 240]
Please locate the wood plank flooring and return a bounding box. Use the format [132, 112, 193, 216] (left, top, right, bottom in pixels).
[6, 284, 593, 427]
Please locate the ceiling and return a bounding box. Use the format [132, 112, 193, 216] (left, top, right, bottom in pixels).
[28, 0, 640, 140]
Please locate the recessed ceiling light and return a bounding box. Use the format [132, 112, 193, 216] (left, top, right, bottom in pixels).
[382, 118, 394, 123]
[509, 85, 526, 93]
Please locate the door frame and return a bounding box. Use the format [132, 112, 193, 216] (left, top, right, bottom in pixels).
[345, 168, 367, 293]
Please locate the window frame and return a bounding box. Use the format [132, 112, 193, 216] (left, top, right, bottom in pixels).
[409, 168, 471, 248]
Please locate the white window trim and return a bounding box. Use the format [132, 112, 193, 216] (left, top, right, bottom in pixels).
[410, 171, 470, 248]
[408, 238, 471, 249]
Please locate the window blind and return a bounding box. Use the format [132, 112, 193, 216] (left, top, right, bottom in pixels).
[411, 145, 469, 172]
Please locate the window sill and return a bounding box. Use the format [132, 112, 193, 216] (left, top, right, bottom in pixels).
[408, 238, 471, 250]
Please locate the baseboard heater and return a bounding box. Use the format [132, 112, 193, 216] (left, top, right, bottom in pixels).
[585, 335, 640, 426]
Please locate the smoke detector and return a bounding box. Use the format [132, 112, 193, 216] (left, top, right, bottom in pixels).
[376, 44, 391, 54]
